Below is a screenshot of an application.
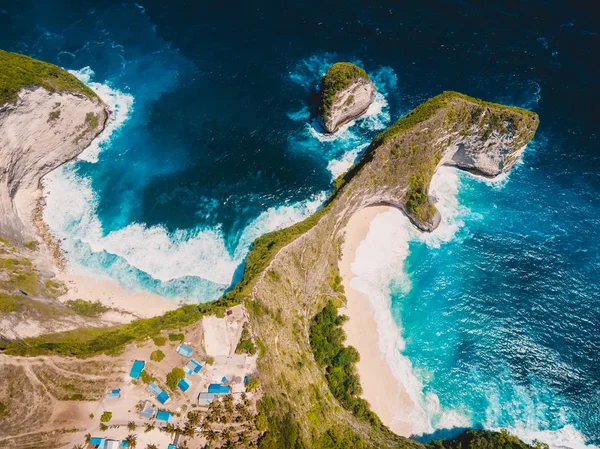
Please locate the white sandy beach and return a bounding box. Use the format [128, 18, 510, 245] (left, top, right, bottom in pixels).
[340, 206, 415, 437]
[57, 272, 178, 319]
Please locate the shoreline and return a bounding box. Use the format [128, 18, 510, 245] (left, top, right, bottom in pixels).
[339, 206, 415, 437]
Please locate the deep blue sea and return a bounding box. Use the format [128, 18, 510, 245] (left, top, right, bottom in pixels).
[0, 1, 598, 447]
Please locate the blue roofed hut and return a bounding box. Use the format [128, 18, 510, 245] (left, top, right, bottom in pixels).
[129, 360, 145, 379]
[176, 344, 193, 357]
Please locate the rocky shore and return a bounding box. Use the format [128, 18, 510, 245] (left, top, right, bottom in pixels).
[0, 87, 109, 244]
[319, 62, 376, 134]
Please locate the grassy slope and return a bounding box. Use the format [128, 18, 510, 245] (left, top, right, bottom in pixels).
[243, 92, 538, 448]
[319, 62, 370, 120]
[0, 49, 99, 105]
[0, 85, 539, 448]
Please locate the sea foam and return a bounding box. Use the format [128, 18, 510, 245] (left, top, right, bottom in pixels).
[43, 68, 326, 301]
[350, 167, 468, 435]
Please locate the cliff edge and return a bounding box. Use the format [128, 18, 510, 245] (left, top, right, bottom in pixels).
[230, 91, 538, 447]
[318, 62, 375, 134]
[0, 50, 109, 245]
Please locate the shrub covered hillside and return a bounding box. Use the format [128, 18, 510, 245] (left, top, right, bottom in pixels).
[0, 49, 98, 105]
[319, 62, 369, 119]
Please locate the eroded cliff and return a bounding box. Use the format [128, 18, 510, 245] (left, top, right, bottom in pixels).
[319, 62, 376, 134]
[235, 91, 538, 447]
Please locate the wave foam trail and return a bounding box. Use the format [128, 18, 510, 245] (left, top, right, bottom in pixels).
[44, 161, 325, 297]
[504, 425, 599, 449]
[69, 67, 134, 163]
[349, 167, 469, 435]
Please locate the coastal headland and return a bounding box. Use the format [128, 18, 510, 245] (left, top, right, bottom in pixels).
[0, 50, 540, 449]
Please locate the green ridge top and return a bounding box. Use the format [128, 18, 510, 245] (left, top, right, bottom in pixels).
[319, 62, 370, 119]
[0, 49, 99, 106]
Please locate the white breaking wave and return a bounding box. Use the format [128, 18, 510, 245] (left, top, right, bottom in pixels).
[42, 68, 326, 299]
[69, 67, 134, 163]
[348, 166, 596, 449]
[349, 167, 468, 436]
[504, 424, 599, 449]
[44, 165, 325, 288]
[308, 90, 390, 142]
[327, 143, 368, 179]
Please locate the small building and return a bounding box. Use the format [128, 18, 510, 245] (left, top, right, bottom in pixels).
[198, 392, 216, 406]
[89, 437, 104, 448]
[129, 360, 145, 379]
[208, 383, 230, 394]
[148, 382, 170, 404]
[156, 410, 173, 422]
[105, 389, 121, 401]
[176, 344, 193, 358]
[105, 441, 120, 449]
[184, 359, 202, 375]
[178, 377, 191, 392]
[139, 400, 156, 419]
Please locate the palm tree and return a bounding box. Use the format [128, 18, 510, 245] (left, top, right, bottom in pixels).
[125, 434, 138, 448]
[84, 434, 91, 444]
[204, 429, 217, 443]
[127, 421, 137, 431]
[144, 422, 155, 433]
[145, 445, 158, 449]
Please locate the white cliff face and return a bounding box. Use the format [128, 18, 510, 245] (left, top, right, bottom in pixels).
[322, 77, 376, 134]
[0, 87, 109, 243]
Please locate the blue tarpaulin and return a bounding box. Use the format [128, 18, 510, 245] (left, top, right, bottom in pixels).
[129, 360, 145, 378]
[176, 344, 193, 357]
[157, 391, 170, 404]
[156, 410, 173, 422]
[208, 383, 230, 394]
[178, 378, 191, 392]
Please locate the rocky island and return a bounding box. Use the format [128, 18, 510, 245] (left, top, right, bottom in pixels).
[0, 51, 542, 449]
[318, 62, 376, 134]
[0, 50, 109, 245]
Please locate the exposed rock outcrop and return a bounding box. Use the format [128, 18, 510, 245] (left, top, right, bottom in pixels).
[235, 91, 538, 447]
[0, 87, 109, 244]
[318, 62, 376, 134]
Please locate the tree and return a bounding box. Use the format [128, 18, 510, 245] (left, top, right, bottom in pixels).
[124, 434, 137, 449]
[150, 350, 165, 362]
[99, 411, 112, 423]
[166, 367, 185, 391]
[84, 434, 91, 444]
[144, 423, 155, 433]
[99, 423, 108, 431]
[146, 445, 158, 449]
[127, 421, 137, 431]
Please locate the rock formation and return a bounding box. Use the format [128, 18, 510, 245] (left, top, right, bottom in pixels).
[233, 91, 539, 447]
[0, 86, 109, 244]
[318, 62, 375, 134]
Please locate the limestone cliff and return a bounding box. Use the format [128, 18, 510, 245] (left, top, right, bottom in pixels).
[234, 91, 538, 447]
[0, 87, 108, 244]
[319, 62, 375, 134]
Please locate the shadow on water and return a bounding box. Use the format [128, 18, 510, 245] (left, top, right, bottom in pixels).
[414, 427, 475, 443]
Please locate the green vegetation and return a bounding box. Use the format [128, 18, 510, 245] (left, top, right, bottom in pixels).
[152, 335, 167, 346]
[47, 110, 60, 122]
[0, 401, 9, 417]
[65, 299, 110, 317]
[0, 294, 22, 313]
[235, 322, 257, 355]
[166, 367, 185, 391]
[99, 411, 112, 423]
[44, 279, 66, 297]
[0, 255, 38, 295]
[310, 301, 382, 428]
[140, 370, 155, 384]
[23, 240, 39, 251]
[373, 91, 536, 148]
[168, 333, 184, 342]
[427, 430, 543, 449]
[150, 350, 165, 362]
[319, 62, 369, 119]
[2, 297, 238, 357]
[0, 49, 99, 105]
[246, 375, 260, 391]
